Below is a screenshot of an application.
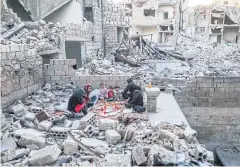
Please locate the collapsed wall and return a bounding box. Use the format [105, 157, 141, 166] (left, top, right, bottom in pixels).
[1, 44, 43, 108]
[173, 76, 240, 150]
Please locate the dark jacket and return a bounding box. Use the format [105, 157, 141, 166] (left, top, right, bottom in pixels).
[122, 82, 141, 99]
[129, 90, 143, 106]
[68, 88, 85, 113]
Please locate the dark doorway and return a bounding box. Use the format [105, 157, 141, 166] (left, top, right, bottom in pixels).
[217, 35, 221, 43]
[65, 41, 83, 69]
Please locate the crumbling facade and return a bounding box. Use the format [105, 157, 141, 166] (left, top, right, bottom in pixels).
[102, 0, 129, 54]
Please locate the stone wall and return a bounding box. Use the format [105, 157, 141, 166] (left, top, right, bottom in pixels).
[182, 107, 240, 151]
[102, 0, 129, 54]
[173, 76, 240, 150]
[1, 44, 43, 108]
[85, 0, 103, 59]
[19, 0, 71, 21]
[175, 76, 240, 107]
[43, 59, 131, 88]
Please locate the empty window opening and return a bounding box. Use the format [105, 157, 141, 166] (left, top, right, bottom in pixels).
[170, 25, 173, 31]
[117, 27, 124, 43]
[84, 7, 93, 22]
[212, 28, 222, 33]
[163, 12, 168, 19]
[197, 27, 205, 33]
[144, 9, 155, 17]
[97, 0, 100, 8]
[160, 26, 168, 31]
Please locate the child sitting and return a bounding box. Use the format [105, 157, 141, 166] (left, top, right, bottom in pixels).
[114, 85, 122, 101]
[99, 82, 108, 100]
[107, 86, 115, 101]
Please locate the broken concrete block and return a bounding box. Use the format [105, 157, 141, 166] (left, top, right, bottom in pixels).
[38, 120, 53, 131]
[195, 144, 207, 160]
[35, 111, 49, 123]
[63, 137, 78, 155]
[15, 148, 30, 159]
[81, 137, 108, 148]
[132, 147, 147, 165]
[29, 106, 44, 113]
[206, 151, 214, 164]
[184, 126, 197, 139]
[159, 129, 178, 142]
[99, 118, 118, 130]
[13, 129, 46, 148]
[12, 104, 24, 115]
[1, 137, 17, 152]
[49, 126, 69, 139]
[28, 144, 61, 166]
[71, 120, 80, 130]
[105, 129, 121, 144]
[101, 154, 131, 166]
[79, 113, 96, 129]
[83, 125, 94, 137]
[24, 112, 35, 121]
[1, 149, 16, 163]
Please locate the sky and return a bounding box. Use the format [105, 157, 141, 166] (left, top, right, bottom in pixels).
[188, 0, 213, 7]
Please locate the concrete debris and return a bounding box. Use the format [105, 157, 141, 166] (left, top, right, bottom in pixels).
[28, 144, 61, 166]
[0, 83, 214, 166]
[13, 129, 46, 148]
[63, 137, 78, 155]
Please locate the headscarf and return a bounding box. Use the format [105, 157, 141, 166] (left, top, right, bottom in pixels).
[72, 87, 85, 102]
[127, 78, 133, 84]
[84, 84, 92, 96]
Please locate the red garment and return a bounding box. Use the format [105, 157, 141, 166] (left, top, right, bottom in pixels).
[108, 90, 115, 98]
[75, 101, 86, 113]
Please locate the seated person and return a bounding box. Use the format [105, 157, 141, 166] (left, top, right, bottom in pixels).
[114, 85, 122, 101]
[68, 88, 87, 115]
[99, 82, 108, 100]
[122, 78, 141, 100]
[84, 84, 96, 107]
[107, 86, 115, 101]
[125, 90, 145, 112]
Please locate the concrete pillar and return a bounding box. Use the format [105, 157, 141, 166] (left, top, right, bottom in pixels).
[145, 87, 160, 113]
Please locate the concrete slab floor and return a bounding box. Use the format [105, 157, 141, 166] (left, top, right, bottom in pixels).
[148, 92, 189, 126]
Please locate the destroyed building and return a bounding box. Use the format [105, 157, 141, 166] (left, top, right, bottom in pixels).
[1, 0, 240, 166]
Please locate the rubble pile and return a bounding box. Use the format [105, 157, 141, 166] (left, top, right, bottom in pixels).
[1, 83, 214, 166]
[177, 37, 240, 76]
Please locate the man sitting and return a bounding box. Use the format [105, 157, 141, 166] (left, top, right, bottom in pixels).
[68, 88, 87, 115]
[122, 78, 141, 100]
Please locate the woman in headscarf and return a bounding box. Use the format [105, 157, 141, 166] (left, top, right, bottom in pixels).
[68, 87, 87, 115]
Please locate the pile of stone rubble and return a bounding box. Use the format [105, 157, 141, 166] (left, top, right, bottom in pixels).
[1, 83, 214, 166]
[177, 37, 240, 76]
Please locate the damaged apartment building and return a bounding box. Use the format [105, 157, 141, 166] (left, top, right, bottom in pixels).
[3, 0, 103, 68]
[187, 4, 240, 43]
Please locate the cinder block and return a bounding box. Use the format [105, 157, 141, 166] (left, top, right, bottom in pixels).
[44, 70, 54, 76]
[61, 76, 71, 81]
[132, 147, 147, 165]
[12, 104, 25, 115]
[55, 71, 65, 76]
[59, 59, 65, 65]
[105, 129, 121, 144]
[79, 113, 96, 129]
[53, 59, 59, 65]
[38, 120, 53, 131]
[53, 65, 60, 70]
[24, 112, 36, 121]
[63, 137, 78, 155]
[1, 45, 10, 52]
[10, 44, 20, 52]
[51, 76, 61, 80]
[65, 59, 76, 65]
[99, 118, 118, 130]
[70, 76, 80, 81]
[65, 70, 76, 76]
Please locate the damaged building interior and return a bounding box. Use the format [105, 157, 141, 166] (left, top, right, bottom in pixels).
[1, 0, 240, 166]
